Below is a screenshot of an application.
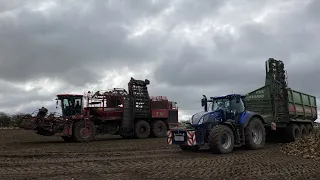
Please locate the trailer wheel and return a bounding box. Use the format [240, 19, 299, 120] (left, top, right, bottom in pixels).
[286, 123, 301, 142]
[305, 124, 313, 135]
[151, 120, 167, 137]
[245, 117, 266, 150]
[179, 145, 200, 152]
[72, 120, 96, 142]
[134, 120, 150, 139]
[61, 136, 73, 142]
[299, 124, 307, 137]
[208, 125, 234, 154]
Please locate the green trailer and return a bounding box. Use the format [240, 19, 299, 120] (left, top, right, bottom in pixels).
[244, 59, 317, 142]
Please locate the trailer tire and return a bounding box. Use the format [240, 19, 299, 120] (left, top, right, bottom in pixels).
[179, 145, 200, 152]
[72, 120, 96, 142]
[299, 124, 307, 137]
[134, 120, 150, 139]
[208, 125, 234, 154]
[305, 124, 313, 135]
[245, 117, 266, 150]
[150, 120, 167, 137]
[286, 123, 301, 142]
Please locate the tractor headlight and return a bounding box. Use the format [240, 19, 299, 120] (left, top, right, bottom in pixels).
[198, 117, 204, 125]
[198, 114, 211, 125]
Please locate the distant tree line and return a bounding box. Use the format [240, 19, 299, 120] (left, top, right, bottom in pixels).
[0, 112, 29, 127]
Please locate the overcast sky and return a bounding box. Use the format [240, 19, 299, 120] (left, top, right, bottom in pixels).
[0, 0, 319, 121]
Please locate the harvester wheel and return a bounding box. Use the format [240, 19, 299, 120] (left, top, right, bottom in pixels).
[72, 120, 96, 142]
[305, 124, 313, 135]
[134, 120, 150, 139]
[150, 120, 167, 137]
[208, 125, 234, 154]
[299, 124, 307, 137]
[285, 123, 301, 142]
[179, 145, 200, 152]
[61, 136, 73, 142]
[245, 117, 266, 150]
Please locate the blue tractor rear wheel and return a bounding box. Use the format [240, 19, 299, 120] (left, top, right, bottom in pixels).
[244, 117, 265, 149]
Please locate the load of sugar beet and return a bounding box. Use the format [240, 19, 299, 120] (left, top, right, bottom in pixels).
[281, 127, 320, 160]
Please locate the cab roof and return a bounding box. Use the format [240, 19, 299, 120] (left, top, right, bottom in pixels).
[211, 94, 245, 100]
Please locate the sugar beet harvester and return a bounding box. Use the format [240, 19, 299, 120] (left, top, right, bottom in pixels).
[22, 77, 179, 142]
[167, 58, 317, 154]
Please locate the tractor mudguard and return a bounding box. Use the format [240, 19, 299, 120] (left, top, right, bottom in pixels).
[221, 121, 237, 133]
[239, 111, 264, 127]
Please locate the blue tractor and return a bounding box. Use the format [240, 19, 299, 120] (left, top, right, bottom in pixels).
[167, 94, 266, 154]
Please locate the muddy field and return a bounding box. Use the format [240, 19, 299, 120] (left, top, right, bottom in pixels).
[0, 130, 320, 180]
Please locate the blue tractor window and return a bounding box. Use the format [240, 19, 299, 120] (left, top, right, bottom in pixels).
[208, 97, 245, 113]
[230, 98, 245, 112]
[210, 99, 230, 111]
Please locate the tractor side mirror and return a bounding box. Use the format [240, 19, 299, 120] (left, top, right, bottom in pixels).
[201, 95, 207, 107]
[201, 95, 208, 112]
[201, 98, 206, 107]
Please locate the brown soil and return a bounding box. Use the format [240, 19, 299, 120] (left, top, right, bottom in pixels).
[0, 129, 320, 180]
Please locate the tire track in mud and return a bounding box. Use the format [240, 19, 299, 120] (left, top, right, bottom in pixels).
[0, 147, 178, 158]
[0, 143, 280, 165]
[1, 144, 319, 179]
[1, 153, 320, 180]
[2, 130, 320, 179]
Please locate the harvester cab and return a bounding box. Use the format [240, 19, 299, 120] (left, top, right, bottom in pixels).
[56, 94, 84, 116]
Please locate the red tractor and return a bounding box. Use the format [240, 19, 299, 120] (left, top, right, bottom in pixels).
[22, 77, 179, 142]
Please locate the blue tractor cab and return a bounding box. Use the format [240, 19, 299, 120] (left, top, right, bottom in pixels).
[167, 94, 266, 154]
[191, 94, 245, 127]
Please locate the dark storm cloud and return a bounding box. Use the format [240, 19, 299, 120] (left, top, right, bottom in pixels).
[153, 0, 320, 92]
[0, 0, 172, 85]
[1, 0, 320, 117]
[0, 0, 226, 87]
[150, 0, 320, 115]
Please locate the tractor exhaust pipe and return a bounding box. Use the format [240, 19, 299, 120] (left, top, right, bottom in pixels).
[201, 95, 208, 112]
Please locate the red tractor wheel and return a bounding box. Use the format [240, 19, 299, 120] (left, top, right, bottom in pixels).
[151, 120, 167, 138]
[134, 120, 150, 139]
[72, 120, 96, 142]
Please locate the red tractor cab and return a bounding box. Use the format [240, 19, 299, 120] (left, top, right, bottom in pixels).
[56, 94, 84, 117]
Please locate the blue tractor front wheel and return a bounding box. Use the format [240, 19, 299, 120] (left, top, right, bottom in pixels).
[208, 125, 234, 154]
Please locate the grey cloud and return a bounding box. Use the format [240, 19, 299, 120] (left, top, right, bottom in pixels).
[0, 0, 171, 85]
[153, 0, 320, 89]
[171, 0, 224, 22]
[0, 0, 320, 117]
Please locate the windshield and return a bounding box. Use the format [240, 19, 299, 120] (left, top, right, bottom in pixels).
[209, 99, 230, 111]
[208, 97, 245, 112]
[61, 97, 82, 116]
